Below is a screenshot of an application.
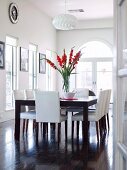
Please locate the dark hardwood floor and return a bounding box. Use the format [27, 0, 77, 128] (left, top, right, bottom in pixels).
[0, 111, 113, 170]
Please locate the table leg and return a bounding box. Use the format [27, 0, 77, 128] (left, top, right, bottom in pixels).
[14, 101, 20, 141]
[82, 104, 89, 167]
[82, 103, 88, 143]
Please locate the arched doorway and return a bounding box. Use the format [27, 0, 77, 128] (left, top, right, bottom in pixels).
[76, 40, 113, 96]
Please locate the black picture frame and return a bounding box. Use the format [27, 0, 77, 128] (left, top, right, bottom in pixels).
[39, 53, 46, 74]
[0, 41, 5, 69]
[20, 47, 29, 72]
[8, 3, 19, 24]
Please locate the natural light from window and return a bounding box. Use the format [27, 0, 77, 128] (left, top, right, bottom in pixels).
[80, 41, 112, 58]
[76, 41, 113, 96]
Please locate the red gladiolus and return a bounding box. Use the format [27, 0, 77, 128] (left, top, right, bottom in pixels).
[57, 55, 62, 67]
[45, 48, 81, 92]
[46, 59, 57, 69]
[69, 49, 73, 64]
[61, 49, 67, 67]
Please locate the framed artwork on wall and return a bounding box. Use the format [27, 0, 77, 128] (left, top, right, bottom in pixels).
[39, 53, 46, 74]
[20, 47, 29, 72]
[0, 41, 5, 69]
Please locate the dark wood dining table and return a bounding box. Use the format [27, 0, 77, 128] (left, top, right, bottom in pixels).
[14, 96, 97, 142]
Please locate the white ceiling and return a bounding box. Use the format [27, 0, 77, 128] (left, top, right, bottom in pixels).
[28, 0, 113, 20]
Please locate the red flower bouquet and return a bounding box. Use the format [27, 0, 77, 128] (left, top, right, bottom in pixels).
[46, 48, 81, 92]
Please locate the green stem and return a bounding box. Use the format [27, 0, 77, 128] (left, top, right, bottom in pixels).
[62, 75, 70, 92]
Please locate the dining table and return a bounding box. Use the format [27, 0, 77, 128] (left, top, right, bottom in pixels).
[14, 96, 97, 142]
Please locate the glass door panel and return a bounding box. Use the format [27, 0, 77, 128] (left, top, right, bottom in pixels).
[75, 61, 112, 97]
[76, 62, 93, 90]
[97, 62, 112, 96]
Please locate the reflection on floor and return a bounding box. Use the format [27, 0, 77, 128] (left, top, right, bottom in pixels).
[0, 111, 113, 170]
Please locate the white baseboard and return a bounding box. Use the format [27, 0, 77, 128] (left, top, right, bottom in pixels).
[0, 110, 15, 123]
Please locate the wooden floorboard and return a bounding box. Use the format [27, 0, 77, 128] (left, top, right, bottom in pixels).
[0, 111, 113, 170]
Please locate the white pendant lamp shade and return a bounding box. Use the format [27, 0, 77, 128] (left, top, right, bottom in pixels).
[52, 14, 77, 30]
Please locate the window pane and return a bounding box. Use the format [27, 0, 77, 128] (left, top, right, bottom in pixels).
[29, 44, 37, 89]
[80, 41, 113, 58]
[6, 36, 17, 109]
[76, 62, 92, 89]
[97, 62, 112, 91]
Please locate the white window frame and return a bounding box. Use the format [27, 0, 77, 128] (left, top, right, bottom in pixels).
[29, 44, 37, 89]
[5, 36, 17, 110]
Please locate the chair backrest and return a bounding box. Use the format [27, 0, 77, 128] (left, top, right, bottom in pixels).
[95, 90, 108, 119]
[35, 91, 61, 123]
[25, 89, 35, 99]
[74, 88, 89, 98]
[25, 89, 35, 111]
[105, 89, 111, 115]
[89, 90, 96, 96]
[13, 90, 26, 112]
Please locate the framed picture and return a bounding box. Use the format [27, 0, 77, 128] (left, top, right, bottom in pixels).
[0, 41, 5, 69]
[20, 47, 29, 72]
[39, 53, 46, 74]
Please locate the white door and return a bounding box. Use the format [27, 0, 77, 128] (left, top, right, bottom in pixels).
[76, 59, 112, 96]
[115, 0, 127, 169]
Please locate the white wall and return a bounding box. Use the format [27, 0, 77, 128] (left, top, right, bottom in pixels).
[0, 0, 56, 122]
[56, 19, 113, 91]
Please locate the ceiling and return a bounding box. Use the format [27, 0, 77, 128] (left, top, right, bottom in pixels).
[28, 0, 113, 20]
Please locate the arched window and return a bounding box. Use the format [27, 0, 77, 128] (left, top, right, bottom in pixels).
[80, 41, 112, 58]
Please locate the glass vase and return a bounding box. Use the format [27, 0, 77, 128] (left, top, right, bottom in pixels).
[62, 75, 70, 92]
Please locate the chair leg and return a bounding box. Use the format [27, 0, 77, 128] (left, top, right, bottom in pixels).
[33, 120, 36, 132]
[104, 115, 107, 132]
[23, 119, 25, 134]
[77, 121, 79, 138]
[26, 119, 29, 133]
[103, 115, 107, 133]
[35, 122, 39, 141]
[58, 123, 61, 143]
[101, 116, 104, 132]
[65, 120, 67, 141]
[51, 123, 56, 131]
[101, 115, 107, 133]
[43, 123, 47, 137]
[46, 123, 48, 134]
[72, 121, 74, 139]
[107, 113, 110, 130]
[99, 119, 102, 138]
[40, 122, 43, 129]
[96, 121, 99, 141]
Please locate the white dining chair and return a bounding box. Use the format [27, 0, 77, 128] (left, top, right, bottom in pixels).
[66, 88, 89, 114]
[25, 89, 35, 111]
[35, 90, 68, 141]
[88, 90, 96, 110]
[13, 90, 36, 134]
[71, 90, 108, 141]
[74, 88, 89, 98]
[25, 89, 36, 132]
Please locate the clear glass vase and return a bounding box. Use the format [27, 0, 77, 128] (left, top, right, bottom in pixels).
[62, 75, 70, 92]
